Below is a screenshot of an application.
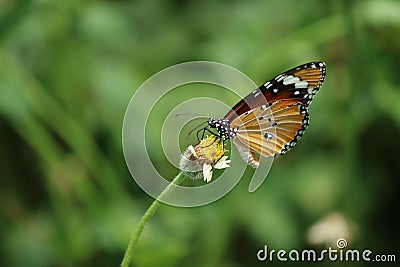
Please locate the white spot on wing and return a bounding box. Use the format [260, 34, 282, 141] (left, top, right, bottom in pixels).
[295, 81, 308, 88]
[264, 132, 273, 139]
[283, 75, 300, 85]
[264, 81, 272, 89]
[275, 75, 284, 82]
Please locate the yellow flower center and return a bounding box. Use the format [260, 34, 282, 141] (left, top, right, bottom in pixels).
[196, 136, 226, 164]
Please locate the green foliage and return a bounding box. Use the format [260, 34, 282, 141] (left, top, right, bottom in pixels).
[1, 0, 399, 266]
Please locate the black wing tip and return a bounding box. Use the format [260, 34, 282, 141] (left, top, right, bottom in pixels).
[297, 61, 326, 70]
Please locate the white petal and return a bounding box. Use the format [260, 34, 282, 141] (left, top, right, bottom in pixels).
[188, 145, 197, 157]
[214, 156, 231, 169]
[202, 163, 213, 182]
[215, 162, 230, 169]
[220, 156, 229, 161]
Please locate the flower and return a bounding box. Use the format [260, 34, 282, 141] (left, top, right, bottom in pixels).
[214, 156, 231, 169]
[179, 135, 231, 182]
[202, 155, 231, 182]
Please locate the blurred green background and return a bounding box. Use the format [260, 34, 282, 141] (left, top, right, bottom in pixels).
[1, 0, 399, 266]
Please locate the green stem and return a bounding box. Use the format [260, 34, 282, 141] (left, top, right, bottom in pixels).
[121, 172, 187, 267]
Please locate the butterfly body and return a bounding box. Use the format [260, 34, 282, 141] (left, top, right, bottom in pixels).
[205, 62, 326, 168]
[207, 118, 238, 139]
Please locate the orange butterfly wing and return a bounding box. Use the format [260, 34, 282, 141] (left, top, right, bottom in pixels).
[227, 62, 326, 167]
[225, 62, 326, 122]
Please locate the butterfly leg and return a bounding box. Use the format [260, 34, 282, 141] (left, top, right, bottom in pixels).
[221, 139, 231, 156]
[197, 127, 220, 142]
[196, 127, 207, 142]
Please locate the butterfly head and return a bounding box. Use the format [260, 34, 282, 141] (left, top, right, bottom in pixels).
[208, 117, 238, 140]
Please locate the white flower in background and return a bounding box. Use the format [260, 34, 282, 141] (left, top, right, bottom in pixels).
[307, 211, 355, 247]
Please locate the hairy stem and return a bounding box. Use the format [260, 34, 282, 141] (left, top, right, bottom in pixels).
[120, 172, 187, 267]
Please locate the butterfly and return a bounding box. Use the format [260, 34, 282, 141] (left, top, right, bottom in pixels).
[202, 62, 326, 168]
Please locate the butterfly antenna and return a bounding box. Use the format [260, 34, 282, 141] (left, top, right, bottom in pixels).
[186, 120, 208, 139]
[175, 113, 206, 117]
